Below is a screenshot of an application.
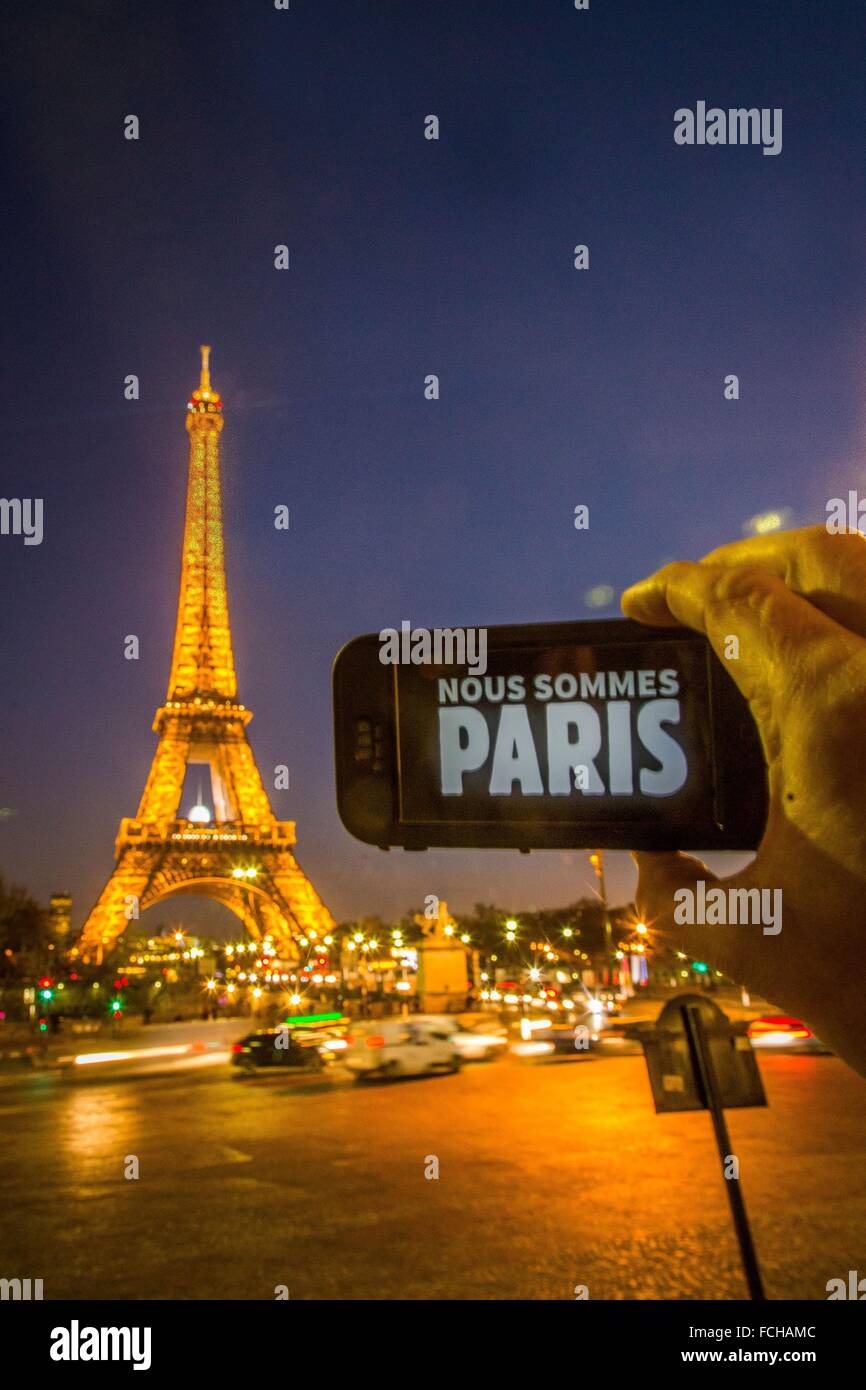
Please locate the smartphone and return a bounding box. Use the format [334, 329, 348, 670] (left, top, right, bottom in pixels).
[332, 618, 768, 852]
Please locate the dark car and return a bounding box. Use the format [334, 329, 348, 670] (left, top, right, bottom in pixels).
[231, 1023, 343, 1075]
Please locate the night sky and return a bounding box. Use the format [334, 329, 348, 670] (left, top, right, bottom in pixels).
[2, 0, 865, 935]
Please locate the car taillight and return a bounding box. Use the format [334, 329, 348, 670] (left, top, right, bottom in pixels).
[366, 1035, 385, 1048]
[748, 1016, 812, 1040]
[231, 1043, 243, 1053]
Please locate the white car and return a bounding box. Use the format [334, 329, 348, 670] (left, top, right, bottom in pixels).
[421, 1014, 508, 1061]
[343, 1017, 462, 1080]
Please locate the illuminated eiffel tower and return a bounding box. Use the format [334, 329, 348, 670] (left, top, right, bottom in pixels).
[76, 348, 335, 962]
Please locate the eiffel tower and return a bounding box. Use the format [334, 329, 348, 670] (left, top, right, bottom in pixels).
[75, 348, 335, 962]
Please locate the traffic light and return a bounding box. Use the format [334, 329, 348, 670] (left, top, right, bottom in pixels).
[38, 977, 54, 1003]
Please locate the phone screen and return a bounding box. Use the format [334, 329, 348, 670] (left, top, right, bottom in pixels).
[332, 619, 767, 850]
[394, 636, 715, 833]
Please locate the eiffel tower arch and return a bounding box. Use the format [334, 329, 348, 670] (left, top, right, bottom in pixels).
[75, 348, 335, 963]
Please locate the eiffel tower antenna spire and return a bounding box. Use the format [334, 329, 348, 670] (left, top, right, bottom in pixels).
[75, 348, 335, 963]
[199, 344, 212, 392]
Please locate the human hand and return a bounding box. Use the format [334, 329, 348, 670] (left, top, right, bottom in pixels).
[621, 525, 866, 1077]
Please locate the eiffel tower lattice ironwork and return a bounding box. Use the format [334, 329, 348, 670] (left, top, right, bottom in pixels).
[75, 348, 335, 962]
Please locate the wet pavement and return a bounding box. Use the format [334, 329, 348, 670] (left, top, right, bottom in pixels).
[1, 1048, 865, 1300]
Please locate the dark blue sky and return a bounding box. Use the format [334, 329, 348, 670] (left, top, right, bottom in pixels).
[2, 0, 865, 933]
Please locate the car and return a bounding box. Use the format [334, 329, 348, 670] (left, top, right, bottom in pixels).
[421, 1014, 508, 1061]
[747, 1015, 830, 1054]
[231, 1017, 348, 1075]
[510, 1014, 602, 1059]
[343, 1016, 462, 1080]
[483, 981, 524, 1007]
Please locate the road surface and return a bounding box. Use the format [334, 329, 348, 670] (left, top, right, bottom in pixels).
[2, 1045, 865, 1299]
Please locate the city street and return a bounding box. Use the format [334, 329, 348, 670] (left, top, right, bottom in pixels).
[2, 1045, 865, 1300]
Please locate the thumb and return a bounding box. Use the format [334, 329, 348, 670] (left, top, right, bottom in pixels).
[632, 851, 750, 985]
[633, 850, 712, 922]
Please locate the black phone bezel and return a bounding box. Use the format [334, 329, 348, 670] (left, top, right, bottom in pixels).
[332, 618, 768, 852]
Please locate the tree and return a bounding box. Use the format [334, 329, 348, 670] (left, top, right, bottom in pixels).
[0, 874, 51, 979]
[451, 898, 610, 958]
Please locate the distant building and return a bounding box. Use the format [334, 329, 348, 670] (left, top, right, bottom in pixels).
[49, 893, 72, 943]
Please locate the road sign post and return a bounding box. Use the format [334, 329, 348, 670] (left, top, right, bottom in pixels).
[633, 993, 767, 1300]
[681, 1002, 765, 1300]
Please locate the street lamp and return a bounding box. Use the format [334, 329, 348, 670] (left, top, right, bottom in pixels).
[589, 850, 615, 985]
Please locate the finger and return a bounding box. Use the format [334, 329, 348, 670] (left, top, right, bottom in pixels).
[621, 559, 853, 705]
[633, 850, 708, 909]
[699, 525, 866, 637]
[633, 851, 755, 986]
